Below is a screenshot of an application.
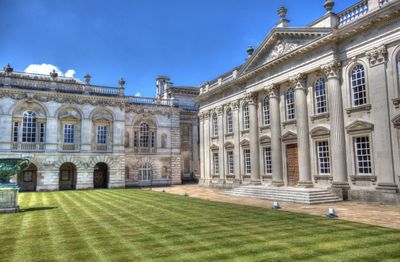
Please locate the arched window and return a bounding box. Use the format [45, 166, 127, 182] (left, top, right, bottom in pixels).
[226, 109, 233, 133]
[139, 123, 149, 147]
[22, 111, 37, 143]
[139, 163, 152, 181]
[351, 64, 367, 106]
[263, 95, 270, 125]
[315, 77, 327, 114]
[243, 103, 250, 130]
[212, 114, 218, 136]
[286, 88, 295, 120]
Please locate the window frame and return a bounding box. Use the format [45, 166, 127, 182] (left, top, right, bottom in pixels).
[226, 151, 234, 175]
[316, 140, 331, 175]
[226, 109, 233, 133]
[263, 95, 271, 125]
[244, 149, 251, 174]
[242, 103, 250, 130]
[314, 77, 328, 114]
[286, 88, 295, 120]
[350, 64, 368, 107]
[353, 135, 373, 176]
[263, 147, 272, 175]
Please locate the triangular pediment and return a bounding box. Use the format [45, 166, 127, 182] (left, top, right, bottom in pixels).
[240, 28, 331, 75]
[260, 135, 271, 144]
[210, 144, 219, 151]
[310, 126, 330, 138]
[281, 131, 297, 141]
[346, 120, 374, 134]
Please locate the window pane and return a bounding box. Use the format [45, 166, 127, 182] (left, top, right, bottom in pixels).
[351, 65, 367, 106]
[355, 136, 372, 175]
[286, 89, 295, 120]
[317, 141, 330, 175]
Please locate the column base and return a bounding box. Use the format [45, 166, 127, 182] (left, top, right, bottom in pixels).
[251, 179, 262, 185]
[271, 180, 285, 187]
[233, 179, 242, 187]
[296, 181, 314, 188]
[330, 181, 350, 200]
[376, 183, 399, 193]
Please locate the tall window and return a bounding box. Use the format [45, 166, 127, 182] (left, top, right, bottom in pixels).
[243, 104, 250, 130]
[315, 77, 327, 114]
[139, 163, 152, 180]
[212, 114, 218, 137]
[96, 125, 108, 144]
[351, 64, 367, 106]
[354, 136, 372, 175]
[286, 88, 295, 120]
[213, 153, 219, 174]
[226, 109, 233, 133]
[13, 122, 19, 142]
[227, 151, 234, 175]
[244, 149, 251, 174]
[263, 96, 271, 125]
[63, 124, 75, 144]
[22, 111, 37, 143]
[140, 123, 149, 147]
[317, 141, 330, 175]
[151, 132, 155, 147]
[263, 147, 272, 175]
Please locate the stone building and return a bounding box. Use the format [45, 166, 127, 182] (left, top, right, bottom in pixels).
[197, 0, 400, 203]
[0, 67, 199, 191]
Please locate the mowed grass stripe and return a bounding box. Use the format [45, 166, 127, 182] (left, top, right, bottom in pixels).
[0, 189, 399, 262]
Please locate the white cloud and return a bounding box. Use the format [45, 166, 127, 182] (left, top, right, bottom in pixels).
[64, 69, 76, 78]
[135, 92, 141, 97]
[24, 64, 76, 78]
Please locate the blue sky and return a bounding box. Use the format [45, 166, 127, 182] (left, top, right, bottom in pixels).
[0, 0, 358, 97]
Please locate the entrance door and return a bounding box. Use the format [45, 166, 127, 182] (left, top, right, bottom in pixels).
[94, 163, 108, 189]
[59, 163, 77, 190]
[286, 144, 299, 186]
[18, 163, 37, 192]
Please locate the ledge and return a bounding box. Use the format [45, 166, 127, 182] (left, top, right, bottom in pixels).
[243, 175, 251, 179]
[282, 119, 296, 127]
[224, 133, 234, 138]
[350, 175, 377, 184]
[310, 113, 329, 122]
[313, 175, 333, 183]
[226, 174, 235, 179]
[241, 130, 249, 134]
[260, 125, 271, 131]
[262, 175, 272, 179]
[211, 136, 219, 140]
[345, 104, 371, 116]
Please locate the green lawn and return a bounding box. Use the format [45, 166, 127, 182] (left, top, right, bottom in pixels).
[0, 189, 399, 262]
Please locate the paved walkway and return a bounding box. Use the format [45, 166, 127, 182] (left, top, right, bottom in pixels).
[151, 184, 400, 229]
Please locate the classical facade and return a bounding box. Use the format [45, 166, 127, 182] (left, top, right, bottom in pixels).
[0, 67, 199, 191]
[197, 0, 400, 203]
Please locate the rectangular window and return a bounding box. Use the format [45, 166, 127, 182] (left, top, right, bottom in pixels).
[134, 131, 138, 147]
[244, 149, 251, 174]
[354, 136, 372, 175]
[317, 141, 330, 175]
[97, 125, 108, 144]
[213, 153, 219, 174]
[39, 123, 45, 143]
[226, 112, 233, 133]
[286, 89, 295, 120]
[13, 122, 19, 142]
[151, 132, 155, 147]
[227, 151, 234, 175]
[243, 105, 250, 130]
[63, 124, 75, 144]
[263, 147, 272, 175]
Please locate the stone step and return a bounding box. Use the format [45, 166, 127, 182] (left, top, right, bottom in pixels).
[223, 186, 342, 205]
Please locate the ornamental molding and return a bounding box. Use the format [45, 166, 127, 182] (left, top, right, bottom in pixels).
[289, 73, 307, 89]
[268, 39, 300, 62]
[321, 60, 341, 79]
[264, 84, 280, 97]
[215, 106, 223, 116]
[366, 45, 387, 67]
[126, 104, 179, 115]
[230, 100, 240, 111]
[345, 120, 374, 134]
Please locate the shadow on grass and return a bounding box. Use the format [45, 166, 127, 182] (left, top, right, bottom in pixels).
[19, 207, 57, 213]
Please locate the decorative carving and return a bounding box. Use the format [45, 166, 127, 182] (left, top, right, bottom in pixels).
[269, 40, 299, 61]
[366, 45, 387, 66]
[289, 73, 307, 89]
[203, 111, 210, 119]
[265, 84, 280, 97]
[345, 120, 374, 134]
[321, 60, 341, 79]
[3, 64, 13, 75]
[215, 106, 223, 116]
[392, 114, 400, 129]
[230, 100, 240, 111]
[244, 92, 258, 104]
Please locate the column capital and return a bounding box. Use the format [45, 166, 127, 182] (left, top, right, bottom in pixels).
[244, 92, 258, 105]
[366, 45, 387, 67]
[230, 100, 240, 111]
[203, 111, 210, 119]
[264, 84, 280, 98]
[321, 60, 341, 79]
[198, 112, 205, 121]
[289, 73, 307, 90]
[215, 105, 224, 116]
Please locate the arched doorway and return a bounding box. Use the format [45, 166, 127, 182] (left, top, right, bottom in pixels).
[18, 163, 37, 192]
[59, 163, 77, 190]
[93, 162, 108, 189]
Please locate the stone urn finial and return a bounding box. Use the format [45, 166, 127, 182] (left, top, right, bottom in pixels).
[247, 46, 254, 56]
[324, 0, 334, 13]
[4, 64, 13, 74]
[50, 69, 58, 79]
[84, 73, 91, 84]
[278, 6, 288, 19]
[119, 77, 126, 88]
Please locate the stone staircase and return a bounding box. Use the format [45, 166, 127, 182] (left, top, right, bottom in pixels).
[224, 186, 342, 205]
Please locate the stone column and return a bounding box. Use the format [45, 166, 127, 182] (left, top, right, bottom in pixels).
[192, 120, 200, 180]
[217, 106, 225, 182]
[199, 113, 205, 184]
[366, 46, 398, 193]
[246, 92, 261, 184]
[231, 100, 241, 185]
[268, 85, 284, 186]
[203, 111, 211, 184]
[321, 61, 350, 193]
[290, 74, 313, 188]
